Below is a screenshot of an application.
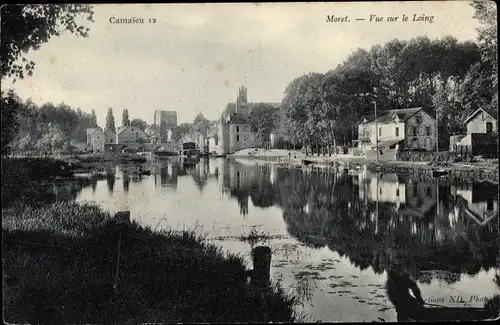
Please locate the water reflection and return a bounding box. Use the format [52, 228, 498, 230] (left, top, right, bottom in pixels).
[219, 162, 498, 283]
[68, 159, 498, 321]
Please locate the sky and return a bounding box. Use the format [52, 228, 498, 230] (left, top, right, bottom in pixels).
[2, 1, 485, 127]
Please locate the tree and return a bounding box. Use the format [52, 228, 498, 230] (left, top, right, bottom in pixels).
[122, 109, 130, 127]
[130, 118, 147, 131]
[1, 90, 21, 156]
[36, 124, 66, 154]
[248, 104, 277, 148]
[1, 4, 94, 80]
[90, 110, 97, 127]
[105, 108, 115, 132]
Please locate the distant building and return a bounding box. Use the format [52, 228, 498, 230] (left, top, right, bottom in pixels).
[452, 108, 498, 155]
[180, 130, 205, 150]
[216, 86, 280, 155]
[116, 125, 148, 144]
[86, 127, 105, 152]
[154, 110, 177, 128]
[357, 107, 436, 152]
[104, 129, 116, 145]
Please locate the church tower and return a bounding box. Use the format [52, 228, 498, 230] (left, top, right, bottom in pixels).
[235, 85, 248, 114]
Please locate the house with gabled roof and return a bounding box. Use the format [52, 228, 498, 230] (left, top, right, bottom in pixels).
[452, 107, 498, 155]
[86, 127, 105, 152]
[357, 107, 436, 152]
[216, 85, 280, 155]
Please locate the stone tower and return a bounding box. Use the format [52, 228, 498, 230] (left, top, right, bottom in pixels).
[235, 85, 248, 113]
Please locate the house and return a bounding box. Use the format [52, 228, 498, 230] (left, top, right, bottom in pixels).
[217, 86, 280, 155]
[180, 130, 205, 150]
[86, 127, 105, 152]
[116, 125, 148, 144]
[207, 126, 218, 154]
[104, 129, 116, 145]
[452, 108, 498, 155]
[357, 107, 436, 152]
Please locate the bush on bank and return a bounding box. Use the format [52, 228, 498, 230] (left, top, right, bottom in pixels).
[2, 202, 300, 324]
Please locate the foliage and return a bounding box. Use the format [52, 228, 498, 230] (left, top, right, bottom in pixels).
[130, 118, 147, 131]
[35, 124, 66, 154]
[1, 90, 21, 156]
[172, 122, 194, 143]
[1, 4, 94, 80]
[2, 201, 299, 323]
[122, 109, 130, 127]
[279, 35, 486, 148]
[90, 110, 97, 126]
[248, 103, 277, 146]
[105, 108, 115, 132]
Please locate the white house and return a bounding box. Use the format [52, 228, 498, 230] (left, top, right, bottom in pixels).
[358, 107, 436, 151]
[86, 128, 105, 152]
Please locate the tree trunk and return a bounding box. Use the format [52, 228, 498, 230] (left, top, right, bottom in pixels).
[328, 142, 331, 156]
[316, 139, 319, 157]
[333, 136, 337, 156]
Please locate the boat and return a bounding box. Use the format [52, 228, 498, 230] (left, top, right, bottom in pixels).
[432, 169, 448, 178]
[302, 159, 314, 166]
[153, 151, 178, 157]
[133, 170, 151, 176]
[179, 142, 201, 165]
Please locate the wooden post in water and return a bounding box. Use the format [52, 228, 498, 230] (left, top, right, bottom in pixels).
[251, 246, 272, 288]
[113, 211, 130, 297]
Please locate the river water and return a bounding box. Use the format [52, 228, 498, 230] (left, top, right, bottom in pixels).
[63, 158, 498, 322]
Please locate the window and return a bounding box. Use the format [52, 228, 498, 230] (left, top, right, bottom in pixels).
[426, 187, 432, 197]
[236, 135, 240, 142]
[396, 189, 399, 197]
[425, 127, 431, 136]
[416, 115, 422, 124]
[236, 126, 240, 132]
[413, 186, 417, 197]
[379, 128, 382, 136]
[380, 187, 382, 195]
[395, 127, 399, 137]
[412, 127, 417, 136]
[486, 122, 493, 134]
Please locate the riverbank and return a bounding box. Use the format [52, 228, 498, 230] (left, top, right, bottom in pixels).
[2, 201, 300, 323]
[230, 148, 499, 184]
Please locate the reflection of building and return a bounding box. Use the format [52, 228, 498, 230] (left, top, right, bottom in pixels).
[360, 172, 406, 209]
[451, 183, 498, 226]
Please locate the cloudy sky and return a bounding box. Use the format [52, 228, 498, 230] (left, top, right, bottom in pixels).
[3, 1, 483, 127]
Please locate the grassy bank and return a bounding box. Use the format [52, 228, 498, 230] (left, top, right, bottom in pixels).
[366, 160, 499, 184]
[2, 201, 300, 324]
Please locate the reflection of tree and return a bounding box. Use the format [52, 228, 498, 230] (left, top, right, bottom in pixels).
[91, 178, 97, 193]
[106, 174, 115, 193]
[123, 174, 129, 193]
[220, 162, 498, 283]
[277, 168, 498, 282]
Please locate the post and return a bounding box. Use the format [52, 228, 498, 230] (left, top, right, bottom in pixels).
[113, 211, 130, 297]
[374, 100, 379, 162]
[436, 112, 439, 153]
[251, 246, 272, 288]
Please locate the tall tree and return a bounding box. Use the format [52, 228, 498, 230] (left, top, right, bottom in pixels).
[122, 109, 130, 127]
[130, 118, 147, 131]
[1, 4, 94, 80]
[90, 109, 97, 127]
[1, 91, 21, 156]
[248, 104, 277, 148]
[105, 108, 115, 132]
